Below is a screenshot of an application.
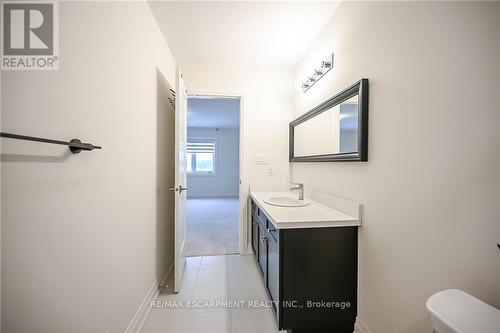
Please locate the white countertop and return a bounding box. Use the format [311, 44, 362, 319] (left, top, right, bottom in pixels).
[250, 191, 361, 229]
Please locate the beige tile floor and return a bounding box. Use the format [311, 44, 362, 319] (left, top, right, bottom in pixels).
[141, 255, 279, 333]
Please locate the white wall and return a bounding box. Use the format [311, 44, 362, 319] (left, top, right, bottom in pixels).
[183, 65, 293, 188]
[182, 65, 293, 252]
[1, 2, 177, 332]
[292, 2, 500, 332]
[187, 127, 240, 198]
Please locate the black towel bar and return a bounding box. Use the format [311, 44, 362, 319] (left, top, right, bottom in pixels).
[0, 132, 101, 154]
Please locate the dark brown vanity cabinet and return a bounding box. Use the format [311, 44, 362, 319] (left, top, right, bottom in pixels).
[250, 198, 358, 333]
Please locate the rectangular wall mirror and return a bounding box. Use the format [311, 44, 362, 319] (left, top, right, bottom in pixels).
[289, 78, 369, 162]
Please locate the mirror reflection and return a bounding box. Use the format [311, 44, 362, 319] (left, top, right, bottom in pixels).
[294, 95, 359, 157]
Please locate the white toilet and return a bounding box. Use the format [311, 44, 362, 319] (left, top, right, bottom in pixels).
[426, 289, 500, 333]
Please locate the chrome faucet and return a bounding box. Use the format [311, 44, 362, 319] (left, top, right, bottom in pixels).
[290, 183, 304, 200]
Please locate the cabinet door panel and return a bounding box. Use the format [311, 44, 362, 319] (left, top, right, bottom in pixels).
[268, 237, 279, 310]
[258, 226, 268, 280]
[252, 214, 258, 256]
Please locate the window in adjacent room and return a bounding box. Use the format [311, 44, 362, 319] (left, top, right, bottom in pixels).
[187, 138, 216, 175]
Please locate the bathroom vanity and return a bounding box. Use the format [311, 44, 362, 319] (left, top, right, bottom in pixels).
[250, 191, 361, 333]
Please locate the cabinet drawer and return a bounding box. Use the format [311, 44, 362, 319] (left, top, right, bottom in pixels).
[268, 220, 279, 243]
[252, 200, 267, 225]
[257, 212, 267, 229]
[251, 200, 259, 215]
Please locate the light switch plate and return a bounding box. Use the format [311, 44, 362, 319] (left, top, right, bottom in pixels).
[254, 153, 269, 165]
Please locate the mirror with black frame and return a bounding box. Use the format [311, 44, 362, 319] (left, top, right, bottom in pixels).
[289, 78, 369, 162]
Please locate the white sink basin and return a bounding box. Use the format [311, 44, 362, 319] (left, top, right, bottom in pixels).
[264, 197, 310, 207]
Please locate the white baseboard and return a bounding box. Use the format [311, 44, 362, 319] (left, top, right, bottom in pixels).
[354, 317, 373, 333]
[125, 260, 174, 333]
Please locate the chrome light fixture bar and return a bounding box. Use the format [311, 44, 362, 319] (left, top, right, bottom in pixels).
[301, 53, 334, 93]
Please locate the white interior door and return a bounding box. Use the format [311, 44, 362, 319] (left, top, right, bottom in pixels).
[174, 68, 188, 293]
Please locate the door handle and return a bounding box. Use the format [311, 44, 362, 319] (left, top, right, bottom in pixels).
[260, 236, 269, 243]
[169, 185, 188, 193]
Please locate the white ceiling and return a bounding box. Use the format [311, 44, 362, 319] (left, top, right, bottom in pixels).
[187, 97, 240, 128]
[149, 1, 339, 68]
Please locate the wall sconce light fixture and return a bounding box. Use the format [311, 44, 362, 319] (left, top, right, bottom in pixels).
[301, 53, 334, 93]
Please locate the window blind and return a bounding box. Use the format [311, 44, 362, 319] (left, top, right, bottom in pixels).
[187, 140, 215, 154]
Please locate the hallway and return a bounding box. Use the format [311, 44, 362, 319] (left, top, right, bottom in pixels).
[185, 198, 239, 257]
[142, 255, 278, 333]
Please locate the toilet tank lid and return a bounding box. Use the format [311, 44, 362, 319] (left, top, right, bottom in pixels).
[426, 289, 500, 333]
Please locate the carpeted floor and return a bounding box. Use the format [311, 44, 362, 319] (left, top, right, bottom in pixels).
[184, 198, 239, 257]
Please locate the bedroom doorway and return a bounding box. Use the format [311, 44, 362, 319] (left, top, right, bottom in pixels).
[184, 95, 241, 256]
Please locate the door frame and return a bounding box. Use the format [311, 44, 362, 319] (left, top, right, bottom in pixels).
[187, 92, 249, 254]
